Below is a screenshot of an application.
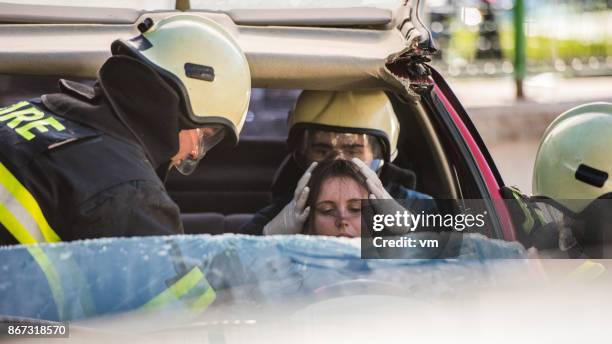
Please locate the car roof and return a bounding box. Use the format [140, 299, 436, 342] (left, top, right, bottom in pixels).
[0, 1, 431, 94]
[0, 1, 405, 26]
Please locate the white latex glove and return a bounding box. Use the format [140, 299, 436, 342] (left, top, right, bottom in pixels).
[353, 158, 411, 234]
[263, 162, 318, 235]
[351, 157, 393, 200]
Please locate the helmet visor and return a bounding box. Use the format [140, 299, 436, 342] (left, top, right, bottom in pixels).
[298, 130, 384, 170]
[175, 125, 226, 175]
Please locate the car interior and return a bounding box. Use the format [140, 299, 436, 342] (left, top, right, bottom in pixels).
[0, 72, 496, 238]
[167, 91, 493, 237]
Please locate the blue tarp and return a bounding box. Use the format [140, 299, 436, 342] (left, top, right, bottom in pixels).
[0, 233, 526, 321]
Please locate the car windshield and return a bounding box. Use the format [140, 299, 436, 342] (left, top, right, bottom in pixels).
[0, 234, 526, 323]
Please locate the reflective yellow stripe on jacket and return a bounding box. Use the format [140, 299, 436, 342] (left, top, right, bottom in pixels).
[1, 159, 214, 318]
[142, 266, 216, 314]
[0, 161, 67, 318]
[0, 162, 60, 244]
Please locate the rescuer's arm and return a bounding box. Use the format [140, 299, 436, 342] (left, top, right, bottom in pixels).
[71, 180, 183, 240]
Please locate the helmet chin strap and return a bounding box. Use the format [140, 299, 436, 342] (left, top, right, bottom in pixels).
[157, 161, 174, 184]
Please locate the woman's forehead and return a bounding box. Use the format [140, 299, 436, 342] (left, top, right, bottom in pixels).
[317, 176, 368, 200]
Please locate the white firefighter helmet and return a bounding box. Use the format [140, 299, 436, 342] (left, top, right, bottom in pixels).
[533, 102, 612, 214]
[111, 14, 251, 146]
[288, 90, 400, 163]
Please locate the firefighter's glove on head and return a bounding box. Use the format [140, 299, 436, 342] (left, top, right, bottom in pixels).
[352, 157, 393, 200]
[263, 162, 318, 235]
[353, 158, 409, 235]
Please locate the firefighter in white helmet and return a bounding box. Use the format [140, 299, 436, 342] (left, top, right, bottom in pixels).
[531, 102, 612, 258]
[0, 14, 251, 245]
[241, 90, 435, 236]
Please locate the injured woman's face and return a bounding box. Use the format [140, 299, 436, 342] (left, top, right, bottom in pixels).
[306, 160, 369, 238]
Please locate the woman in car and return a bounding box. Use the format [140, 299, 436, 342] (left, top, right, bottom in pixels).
[303, 158, 369, 238]
[244, 90, 437, 236]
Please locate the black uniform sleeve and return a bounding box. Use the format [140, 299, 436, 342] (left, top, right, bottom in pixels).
[70, 180, 183, 240]
[238, 196, 290, 235]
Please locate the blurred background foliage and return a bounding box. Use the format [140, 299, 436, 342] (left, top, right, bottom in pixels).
[427, 0, 612, 77]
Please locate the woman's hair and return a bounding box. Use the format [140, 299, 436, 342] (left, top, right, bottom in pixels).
[304, 157, 369, 233]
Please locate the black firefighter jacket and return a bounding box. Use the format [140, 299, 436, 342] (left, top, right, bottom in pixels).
[0, 56, 185, 245]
